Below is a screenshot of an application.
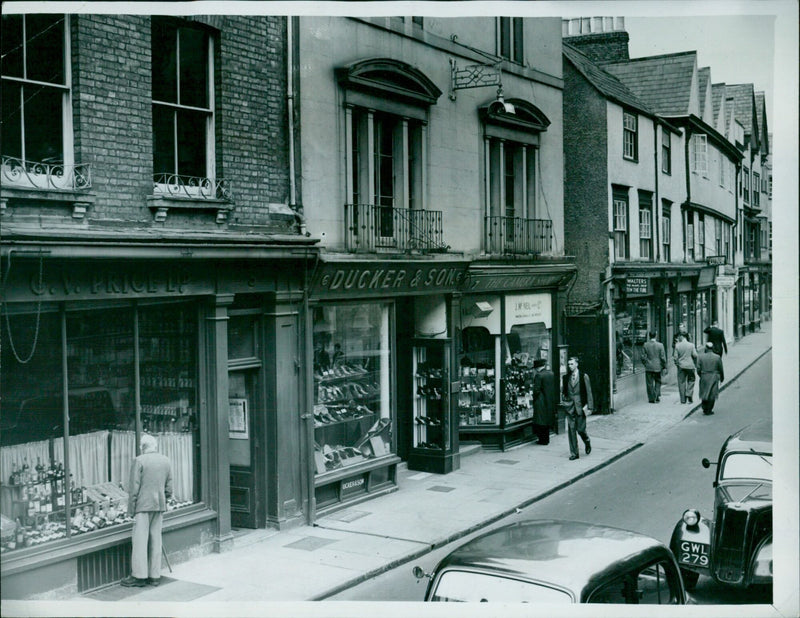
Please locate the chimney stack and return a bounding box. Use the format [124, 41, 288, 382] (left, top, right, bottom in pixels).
[562, 17, 630, 63]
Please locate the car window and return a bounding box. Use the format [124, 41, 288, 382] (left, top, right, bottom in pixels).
[430, 570, 572, 603]
[720, 453, 772, 481]
[589, 562, 679, 604]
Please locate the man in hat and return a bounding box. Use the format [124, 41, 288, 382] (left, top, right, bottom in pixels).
[642, 331, 667, 403]
[531, 358, 556, 445]
[561, 357, 593, 460]
[703, 321, 728, 357]
[696, 341, 725, 415]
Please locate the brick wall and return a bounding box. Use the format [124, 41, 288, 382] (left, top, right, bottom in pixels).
[562, 58, 610, 305]
[565, 31, 629, 64]
[70, 15, 293, 232]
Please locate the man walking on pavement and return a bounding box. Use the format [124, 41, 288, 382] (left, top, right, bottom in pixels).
[673, 332, 698, 403]
[643, 331, 667, 403]
[531, 358, 555, 445]
[696, 341, 725, 415]
[121, 433, 173, 587]
[561, 357, 592, 460]
[704, 321, 728, 357]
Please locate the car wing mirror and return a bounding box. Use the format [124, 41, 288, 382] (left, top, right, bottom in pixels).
[412, 566, 430, 580]
[701, 458, 717, 469]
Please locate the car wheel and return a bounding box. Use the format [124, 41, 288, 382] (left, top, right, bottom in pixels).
[680, 568, 699, 591]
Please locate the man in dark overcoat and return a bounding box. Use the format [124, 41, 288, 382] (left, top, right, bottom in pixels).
[703, 321, 728, 357]
[696, 341, 725, 415]
[531, 358, 555, 445]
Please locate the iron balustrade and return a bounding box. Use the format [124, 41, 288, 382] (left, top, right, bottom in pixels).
[484, 215, 552, 255]
[345, 203, 447, 253]
[1, 156, 92, 191]
[153, 173, 232, 201]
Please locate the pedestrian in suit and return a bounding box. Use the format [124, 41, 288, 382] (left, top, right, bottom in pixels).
[531, 358, 555, 445]
[121, 433, 173, 587]
[703, 321, 728, 357]
[642, 331, 667, 403]
[673, 333, 698, 403]
[697, 341, 725, 415]
[561, 357, 592, 460]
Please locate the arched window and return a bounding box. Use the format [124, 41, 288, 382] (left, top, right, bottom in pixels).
[479, 97, 551, 254]
[337, 59, 441, 249]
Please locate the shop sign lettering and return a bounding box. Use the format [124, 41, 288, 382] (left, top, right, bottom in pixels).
[464, 273, 565, 291]
[505, 292, 551, 328]
[30, 270, 192, 296]
[340, 476, 367, 497]
[317, 264, 467, 295]
[626, 277, 649, 295]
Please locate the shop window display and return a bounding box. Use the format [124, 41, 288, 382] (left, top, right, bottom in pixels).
[1, 303, 199, 554]
[615, 300, 651, 377]
[503, 323, 551, 425]
[458, 327, 498, 427]
[312, 303, 393, 476]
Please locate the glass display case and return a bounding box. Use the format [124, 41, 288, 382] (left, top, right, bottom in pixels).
[408, 338, 455, 473]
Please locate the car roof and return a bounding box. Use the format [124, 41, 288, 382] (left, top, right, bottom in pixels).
[724, 419, 772, 455]
[433, 519, 669, 598]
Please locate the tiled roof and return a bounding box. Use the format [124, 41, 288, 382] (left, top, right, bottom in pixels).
[712, 83, 726, 126]
[726, 83, 756, 136]
[562, 43, 653, 115]
[698, 67, 711, 116]
[602, 51, 697, 116]
[755, 91, 768, 154]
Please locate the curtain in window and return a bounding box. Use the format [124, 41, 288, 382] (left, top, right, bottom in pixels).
[53, 431, 109, 487]
[109, 431, 193, 501]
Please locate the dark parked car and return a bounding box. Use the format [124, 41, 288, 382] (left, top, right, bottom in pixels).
[670, 419, 772, 590]
[413, 519, 689, 604]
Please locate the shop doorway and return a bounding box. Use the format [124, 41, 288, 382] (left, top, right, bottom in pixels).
[228, 369, 261, 529]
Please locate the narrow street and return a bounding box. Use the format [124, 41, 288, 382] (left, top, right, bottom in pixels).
[330, 352, 772, 603]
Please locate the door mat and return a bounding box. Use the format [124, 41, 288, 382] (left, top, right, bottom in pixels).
[284, 536, 338, 551]
[83, 577, 221, 602]
[427, 485, 456, 492]
[495, 459, 520, 465]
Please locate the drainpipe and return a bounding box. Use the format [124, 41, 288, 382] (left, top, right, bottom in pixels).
[683, 126, 692, 263]
[654, 120, 661, 261]
[287, 17, 305, 234]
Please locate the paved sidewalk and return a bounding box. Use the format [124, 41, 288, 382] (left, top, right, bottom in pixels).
[63, 323, 773, 608]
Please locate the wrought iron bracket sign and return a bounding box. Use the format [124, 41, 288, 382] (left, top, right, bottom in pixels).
[449, 58, 502, 101]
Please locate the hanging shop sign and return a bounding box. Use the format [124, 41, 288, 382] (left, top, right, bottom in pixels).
[706, 256, 726, 266]
[697, 266, 716, 288]
[625, 277, 649, 295]
[313, 260, 470, 298]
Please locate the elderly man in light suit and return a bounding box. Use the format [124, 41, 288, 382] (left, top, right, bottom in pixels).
[121, 433, 173, 587]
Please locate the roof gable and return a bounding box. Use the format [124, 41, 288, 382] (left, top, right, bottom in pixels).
[755, 92, 769, 155]
[563, 43, 653, 116]
[726, 83, 758, 144]
[603, 51, 698, 117]
[698, 67, 713, 124]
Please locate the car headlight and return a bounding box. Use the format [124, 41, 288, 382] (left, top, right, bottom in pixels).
[682, 509, 700, 527]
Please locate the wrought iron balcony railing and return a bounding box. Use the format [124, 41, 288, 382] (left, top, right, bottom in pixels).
[345, 203, 447, 253]
[1, 156, 92, 191]
[153, 173, 232, 201]
[485, 216, 553, 255]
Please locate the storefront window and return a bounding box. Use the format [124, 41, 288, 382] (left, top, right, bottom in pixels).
[614, 300, 651, 377]
[458, 327, 497, 427]
[1, 302, 199, 553]
[312, 302, 393, 475]
[504, 323, 551, 425]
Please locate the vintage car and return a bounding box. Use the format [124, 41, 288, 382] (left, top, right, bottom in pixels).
[412, 519, 689, 604]
[670, 419, 772, 590]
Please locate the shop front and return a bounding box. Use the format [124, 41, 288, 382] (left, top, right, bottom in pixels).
[455, 264, 575, 451]
[609, 266, 706, 410]
[0, 247, 312, 598]
[308, 258, 470, 515]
